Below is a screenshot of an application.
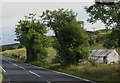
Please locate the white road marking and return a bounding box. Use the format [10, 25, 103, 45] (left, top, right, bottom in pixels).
[29, 71, 51, 83]
[26, 63, 95, 82]
[0, 66, 6, 73]
[52, 70, 95, 82]
[13, 63, 26, 70]
[27, 63, 94, 82]
[2, 56, 94, 83]
[18, 66, 26, 70]
[2, 58, 8, 61]
[29, 70, 41, 77]
[13, 63, 18, 67]
[46, 80, 51, 83]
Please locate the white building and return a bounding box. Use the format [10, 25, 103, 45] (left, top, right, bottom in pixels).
[90, 49, 119, 64]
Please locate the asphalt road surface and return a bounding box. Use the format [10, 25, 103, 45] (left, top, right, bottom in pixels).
[0, 55, 95, 83]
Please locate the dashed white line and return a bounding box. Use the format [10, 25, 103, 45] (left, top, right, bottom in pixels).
[46, 80, 51, 83]
[29, 70, 41, 78]
[13, 63, 18, 67]
[27, 63, 95, 82]
[12, 63, 26, 70]
[2, 57, 52, 83]
[18, 66, 26, 70]
[2, 57, 94, 83]
[29, 71, 51, 83]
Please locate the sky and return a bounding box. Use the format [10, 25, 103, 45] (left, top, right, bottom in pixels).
[0, 0, 106, 45]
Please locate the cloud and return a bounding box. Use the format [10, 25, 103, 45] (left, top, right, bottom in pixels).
[1, 0, 95, 2]
[2, 2, 94, 29]
[1, 2, 105, 45]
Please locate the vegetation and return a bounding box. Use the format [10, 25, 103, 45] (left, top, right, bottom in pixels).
[1, 3, 120, 82]
[0, 68, 3, 83]
[15, 13, 50, 62]
[0, 43, 23, 52]
[85, 1, 120, 48]
[103, 29, 120, 48]
[41, 9, 90, 66]
[0, 48, 26, 61]
[47, 47, 56, 56]
[44, 63, 119, 82]
[1, 45, 120, 82]
[1, 47, 56, 61]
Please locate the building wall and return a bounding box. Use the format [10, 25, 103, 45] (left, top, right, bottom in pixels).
[106, 50, 119, 64]
[97, 57, 104, 63]
[90, 50, 119, 64]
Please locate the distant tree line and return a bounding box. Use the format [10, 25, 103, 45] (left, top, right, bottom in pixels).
[0, 43, 24, 52]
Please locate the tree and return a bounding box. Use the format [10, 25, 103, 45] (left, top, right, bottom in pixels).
[41, 9, 89, 66]
[103, 29, 119, 48]
[85, 1, 120, 48]
[15, 13, 49, 62]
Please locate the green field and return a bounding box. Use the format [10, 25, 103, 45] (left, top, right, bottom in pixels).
[1, 47, 56, 61]
[91, 44, 106, 50]
[0, 48, 26, 61]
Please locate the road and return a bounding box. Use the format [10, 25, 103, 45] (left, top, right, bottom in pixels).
[0, 55, 95, 83]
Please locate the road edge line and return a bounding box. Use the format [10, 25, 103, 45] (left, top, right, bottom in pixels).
[26, 64, 96, 83]
[2, 56, 95, 83]
[0, 66, 6, 73]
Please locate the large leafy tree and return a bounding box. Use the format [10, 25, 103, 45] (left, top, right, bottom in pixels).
[15, 13, 49, 62]
[41, 9, 89, 65]
[85, 1, 120, 48]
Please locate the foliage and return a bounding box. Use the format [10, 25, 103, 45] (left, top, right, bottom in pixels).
[88, 58, 98, 67]
[85, 1, 120, 48]
[103, 29, 120, 48]
[41, 9, 90, 66]
[15, 13, 49, 62]
[47, 47, 56, 56]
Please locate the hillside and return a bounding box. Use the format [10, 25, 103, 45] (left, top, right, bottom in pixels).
[0, 43, 23, 52]
[87, 29, 112, 36]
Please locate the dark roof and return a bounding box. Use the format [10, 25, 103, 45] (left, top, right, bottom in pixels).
[91, 49, 116, 57]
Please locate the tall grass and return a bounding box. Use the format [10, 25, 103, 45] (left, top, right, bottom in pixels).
[47, 47, 56, 56]
[0, 68, 3, 83]
[46, 62, 119, 82]
[1, 48, 26, 61]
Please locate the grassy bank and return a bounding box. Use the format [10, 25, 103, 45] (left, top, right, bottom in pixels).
[0, 48, 26, 61]
[1, 47, 56, 61]
[30, 61, 119, 82]
[0, 68, 3, 83]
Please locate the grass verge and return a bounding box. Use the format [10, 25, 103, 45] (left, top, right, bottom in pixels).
[0, 68, 3, 83]
[30, 61, 120, 82]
